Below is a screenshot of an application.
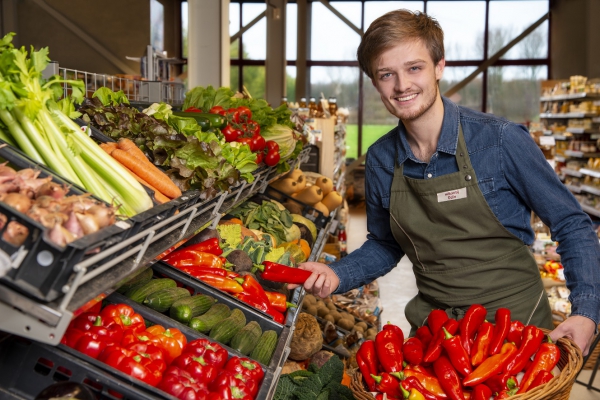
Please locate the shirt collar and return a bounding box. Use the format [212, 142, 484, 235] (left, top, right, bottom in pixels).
[395, 96, 460, 165]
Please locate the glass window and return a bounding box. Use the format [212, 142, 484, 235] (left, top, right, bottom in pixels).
[181, 1, 188, 58]
[287, 3, 297, 61]
[489, 1, 549, 59]
[487, 66, 548, 123]
[362, 72, 398, 158]
[310, 2, 362, 61]
[243, 66, 266, 99]
[230, 65, 239, 91]
[440, 67, 483, 111]
[151, 0, 164, 52]
[242, 3, 266, 60]
[286, 66, 297, 102]
[364, 2, 424, 31]
[427, 1, 486, 61]
[229, 2, 240, 36]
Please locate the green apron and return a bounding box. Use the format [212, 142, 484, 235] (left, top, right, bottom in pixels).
[389, 125, 553, 336]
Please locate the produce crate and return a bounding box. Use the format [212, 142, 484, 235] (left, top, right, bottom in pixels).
[0, 335, 167, 400]
[262, 185, 330, 229]
[0, 143, 134, 302]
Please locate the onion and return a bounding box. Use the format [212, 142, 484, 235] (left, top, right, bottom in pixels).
[16, 175, 52, 196]
[64, 211, 84, 238]
[86, 205, 116, 228]
[75, 212, 100, 235]
[39, 212, 68, 229]
[0, 164, 17, 184]
[2, 221, 29, 246]
[0, 213, 6, 230]
[36, 181, 69, 200]
[15, 168, 40, 180]
[0, 182, 19, 194]
[1, 193, 32, 213]
[26, 205, 49, 222]
[34, 196, 62, 213]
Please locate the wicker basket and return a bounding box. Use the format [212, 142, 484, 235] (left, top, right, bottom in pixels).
[350, 329, 582, 400]
[553, 310, 600, 370]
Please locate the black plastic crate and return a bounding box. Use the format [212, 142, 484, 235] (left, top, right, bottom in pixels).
[0, 144, 133, 302]
[262, 185, 330, 229]
[0, 336, 168, 400]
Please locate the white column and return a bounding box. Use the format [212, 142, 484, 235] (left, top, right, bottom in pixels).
[265, 0, 287, 106]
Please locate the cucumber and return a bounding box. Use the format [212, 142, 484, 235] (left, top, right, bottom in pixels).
[169, 294, 216, 323]
[250, 330, 278, 365]
[116, 267, 153, 294]
[209, 309, 247, 344]
[230, 321, 262, 355]
[144, 287, 191, 313]
[125, 278, 177, 303]
[189, 303, 231, 333]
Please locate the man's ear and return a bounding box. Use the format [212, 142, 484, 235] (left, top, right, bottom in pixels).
[435, 58, 445, 81]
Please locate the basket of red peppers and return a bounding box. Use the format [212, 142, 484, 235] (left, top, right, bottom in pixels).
[351, 306, 583, 400]
[60, 301, 266, 399]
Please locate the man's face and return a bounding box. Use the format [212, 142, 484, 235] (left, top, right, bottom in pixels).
[371, 40, 445, 121]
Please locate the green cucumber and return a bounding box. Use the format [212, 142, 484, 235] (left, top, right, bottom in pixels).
[125, 278, 177, 303]
[169, 294, 216, 323]
[209, 309, 246, 344]
[250, 330, 278, 365]
[189, 303, 231, 333]
[116, 267, 153, 294]
[172, 112, 226, 129]
[230, 321, 262, 355]
[144, 287, 191, 312]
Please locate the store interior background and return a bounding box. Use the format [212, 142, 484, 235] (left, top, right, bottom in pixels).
[2, 0, 600, 397]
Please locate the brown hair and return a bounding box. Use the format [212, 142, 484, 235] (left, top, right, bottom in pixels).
[357, 9, 445, 79]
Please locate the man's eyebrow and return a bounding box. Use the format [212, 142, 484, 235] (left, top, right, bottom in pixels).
[405, 59, 426, 66]
[375, 67, 392, 73]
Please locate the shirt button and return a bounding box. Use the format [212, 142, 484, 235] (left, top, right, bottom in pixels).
[427, 173, 432, 178]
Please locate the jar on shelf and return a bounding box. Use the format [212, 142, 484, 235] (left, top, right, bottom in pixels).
[308, 97, 317, 118]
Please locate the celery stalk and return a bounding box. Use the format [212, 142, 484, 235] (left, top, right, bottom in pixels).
[0, 129, 16, 146]
[0, 108, 44, 163]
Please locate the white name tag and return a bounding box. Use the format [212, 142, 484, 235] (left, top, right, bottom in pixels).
[437, 187, 467, 202]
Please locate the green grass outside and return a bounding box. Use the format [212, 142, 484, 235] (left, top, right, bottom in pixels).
[344, 124, 396, 160]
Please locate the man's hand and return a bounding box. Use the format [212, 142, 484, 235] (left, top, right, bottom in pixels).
[549, 315, 597, 356]
[288, 261, 340, 298]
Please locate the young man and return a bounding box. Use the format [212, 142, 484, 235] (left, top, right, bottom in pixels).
[291, 9, 600, 355]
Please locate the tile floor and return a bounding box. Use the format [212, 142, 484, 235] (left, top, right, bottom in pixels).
[345, 204, 600, 399]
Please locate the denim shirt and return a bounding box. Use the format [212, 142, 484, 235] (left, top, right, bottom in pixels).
[330, 97, 600, 325]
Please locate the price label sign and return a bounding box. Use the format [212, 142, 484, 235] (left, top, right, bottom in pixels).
[539, 136, 556, 146]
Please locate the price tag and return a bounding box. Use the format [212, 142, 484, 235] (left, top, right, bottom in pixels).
[539, 136, 556, 146]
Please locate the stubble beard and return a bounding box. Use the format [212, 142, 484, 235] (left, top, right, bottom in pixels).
[392, 83, 439, 122]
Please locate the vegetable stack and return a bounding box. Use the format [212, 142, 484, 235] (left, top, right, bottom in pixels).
[356, 306, 562, 400]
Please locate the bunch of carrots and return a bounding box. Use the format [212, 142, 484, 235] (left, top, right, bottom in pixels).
[100, 139, 181, 204]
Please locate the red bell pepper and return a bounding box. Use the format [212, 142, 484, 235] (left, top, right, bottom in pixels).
[516, 341, 560, 394]
[470, 321, 494, 367]
[144, 325, 188, 364]
[400, 376, 441, 400]
[207, 383, 253, 400]
[403, 337, 424, 366]
[427, 310, 449, 335]
[180, 237, 223, 256]
[376, 323, 404, 373]
[471, 383, 492, 400]
[484, 371, 517, 394]
[415, 325, 434, 350]
[495, 388, 518, 399]
[184, 338, 229, 370]
[357, 340, 378, 392]
[458, 304, 487, 356]
[171, 352, 220, 385]
[506, 320, 525, 347]
[504, 325, 544, 375]
[441, 328, 472, 377]
[166, 250, 224, 268]
[372, 373, 403, 398]
[265, 291, 296, 313]
[257, 261, 312, 284]
[423, 318, 459, 364]
[224, 357, 265, 384]
[528, 370, 554, 391]
[210, 370, 259, 397]
[432, 355, 465, 400]
[463, 342, 517, 387]
[100, 303, 145, 333]
[62, 315, 123, 358]
[488, 308, 511, 356]
[158, 366, 210, 400]
[398, 366, 447, 399]
[99, 344, 167, 386]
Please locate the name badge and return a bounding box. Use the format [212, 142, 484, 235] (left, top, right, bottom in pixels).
[437, 187, 467, 203]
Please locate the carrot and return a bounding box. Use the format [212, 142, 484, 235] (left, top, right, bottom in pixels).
[114, 160, 170, 204]
[100, 142, 118, 155]
[111, 148, 182, 199]
[117, 138, 150, 164]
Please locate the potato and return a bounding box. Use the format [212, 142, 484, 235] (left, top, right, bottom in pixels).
[306, 305, 318, 316]
[303, 294, 316, 305]
[355, 321, 368, 331]
[366, 328, 377, 337]
[330, 310, 342, 322]
[352, 325, 365, 333]
[323, 314, 335, 323]
[337, 318, 355, 331]
[326, 302, 337, 311]
[317, 306, 330, 318]
[342, 312, 355, 321]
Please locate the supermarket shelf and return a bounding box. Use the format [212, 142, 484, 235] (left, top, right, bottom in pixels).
[580, 168, 600, 178]
[581, 204, 600, 218]
[581, 185, 600, 197]
[540, 93, 600, 101]
[562, 168, 583, 177]
[540, 112, 598, 118]
[555, 155, 567, 162]
[553, 134, 570, 141]
[564, 150, 600, 158]
[565, 184, 582, 193]
[566, 127, 600, 134]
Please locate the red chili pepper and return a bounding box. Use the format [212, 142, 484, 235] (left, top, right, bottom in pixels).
[504, 325, 544, 375]
[193, 273, 244, 294]
[403, 337, 424, 366]
[158, 366, 210, 399]
[441, 327, 472, 377]
[239, 275, 270, 303]
[400, 376, 441, 400]
[236, 292, 270, 313]
[470, 321, 494, 367]
[528, 370, 554, 391]
[257, 261, 312, 284]
[166, 250, 224, 269]
[224, 357, 265, 384]
[210, 370, 260, 397]
[100, 304, 145, 333]
[265, 291, 296, 313]
[495, 388, 517, 399]
[516, 341, 560, 394]
[180, 237, 223, 256]
[488, 308, 511, 356]
[432, 355, 465, 400]
[506, 320, 525, 347]
[463, 342, 518, 387]
[416, 325, 434, 350]
[427, 310, 449, 335]
[484, 371, 517, 394]
[398, 366, 447, 398]
[266, 307, 285, 324]
[375, 324, 404, 373]
[357, 340, 378, 392]
[176, 265, 231, 278]
[372, 373, 403, 398]
[458, 304, 487, 356]
[471, 383, 492, 400]
[423, 318, 460, 364]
